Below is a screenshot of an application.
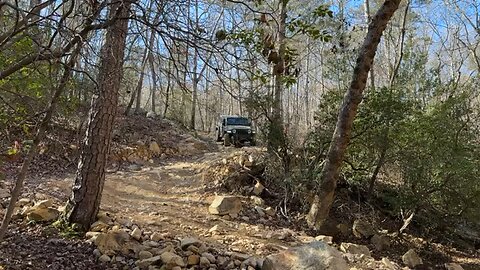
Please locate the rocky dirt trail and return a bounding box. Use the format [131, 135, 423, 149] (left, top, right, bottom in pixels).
[2, 116, 478, 269]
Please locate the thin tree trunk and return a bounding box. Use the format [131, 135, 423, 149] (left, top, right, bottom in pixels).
[364, 0, 376, 91]
[307, 0, 401, 229]
[163, 59, 172, 118]
[63, 0, 132, 230]
[148, 36, 157, 114]
[0, 44, 81, 241]
[128, 46, 148, 115]
[269, 0, 287, 151]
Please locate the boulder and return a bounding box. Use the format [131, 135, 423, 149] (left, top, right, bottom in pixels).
[94, 230, 130, 256]
[402, 249, 422, 268]
[444, 263, 464, 270]
[262, 241, 348, 270]
[24, 201, 59, 222]
[208, 196, 242, 215]
[352, 219, 375, 239]
[340, 243, 371, 257]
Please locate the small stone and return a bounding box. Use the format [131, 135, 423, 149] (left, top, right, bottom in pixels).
[200, 257, 211, 267]
[180, 237, 202, 249]
[254, 206, 266, 217]
[16, 198, 32, 207]
[93, 248, 102, 257]
[250, 196, 265, 206]
[340, 243, 371, 257]
[150, 232, 163, 241]
[202, 252, 216, 263]
[187, 254, 200, 265]
[160, 252, 185, 267]
[209, 225, 219, 233]
[139, 250, 153, 260]
[136, 255, 162, 269]
[0, 189, 9, 199]
[253, 182, 264, 195]
[99, 254, 111, 263]
[187, 245, 200, 253]
[315, 235, 333, 244]
[402, 249, 423, 268]
[264, 207, 275, 216]
[131, 227, 142, 240]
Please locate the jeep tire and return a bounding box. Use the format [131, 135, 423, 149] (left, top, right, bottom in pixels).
[224, 134, 231, 146]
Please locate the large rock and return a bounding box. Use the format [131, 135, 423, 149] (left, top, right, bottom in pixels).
[23, 200, 59, 222]
[94, 230, 130, 256]
[208, 196, 242, 215]
[352, 219, 375, 238]
[402, 249, 422, 268]
[262, 241, 348, 270]
[160, 251, 185, 268]
[339, 243, 371, 257]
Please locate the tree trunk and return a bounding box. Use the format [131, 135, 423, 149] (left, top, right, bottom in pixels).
[268, 0, 287, 151]
[128, 46, 148, 115]
[133, 47, 150, 115]
[306, 0, 401, 229]
[63, 0, 131, 230]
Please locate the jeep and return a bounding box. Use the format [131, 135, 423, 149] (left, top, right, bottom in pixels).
[216, 115, 256, 147]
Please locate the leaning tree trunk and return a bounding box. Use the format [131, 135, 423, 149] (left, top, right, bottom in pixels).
[63, 0, 131, 230]
[306, 0, 401, 229]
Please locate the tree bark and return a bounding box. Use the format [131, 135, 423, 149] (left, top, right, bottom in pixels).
[307, 0, 401, 229]
[63, 0, 132, 230]
[268, 0, 287, 151]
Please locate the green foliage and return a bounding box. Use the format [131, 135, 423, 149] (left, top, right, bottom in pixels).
[308, 82, 480, 225]
[51, 220, 82, 238]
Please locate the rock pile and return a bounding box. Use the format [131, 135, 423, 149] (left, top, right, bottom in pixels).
[85, 212, 264, 270]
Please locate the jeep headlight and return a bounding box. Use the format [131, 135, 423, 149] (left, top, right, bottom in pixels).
[248, 130, 252, 134]
[232, 129, 236, 134]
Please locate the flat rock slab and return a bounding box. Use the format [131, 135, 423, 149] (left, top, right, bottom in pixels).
[262, 241, 348, 270]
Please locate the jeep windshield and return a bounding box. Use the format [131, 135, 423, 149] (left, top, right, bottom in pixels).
[226, 117, 250, 126]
